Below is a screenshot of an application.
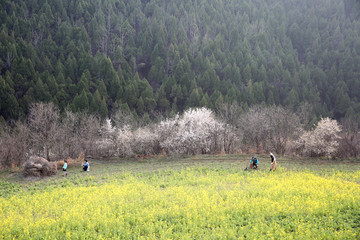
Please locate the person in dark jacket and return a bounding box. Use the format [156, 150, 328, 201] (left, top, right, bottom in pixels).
[83, 159, 89, 171]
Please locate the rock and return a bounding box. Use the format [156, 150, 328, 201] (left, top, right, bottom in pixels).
[23, 156, 57, 177]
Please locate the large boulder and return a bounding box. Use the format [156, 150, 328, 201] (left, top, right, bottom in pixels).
[23, 156, 57, 177]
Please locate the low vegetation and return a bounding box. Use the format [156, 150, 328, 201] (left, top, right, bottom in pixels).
[0, 155, 359, 239]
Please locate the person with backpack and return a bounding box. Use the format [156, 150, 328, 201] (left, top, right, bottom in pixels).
[245, 156, 259, 170]
[62, 160, 68, 177]
[83, 159, 90, 172]
[250, 156, 259, 169]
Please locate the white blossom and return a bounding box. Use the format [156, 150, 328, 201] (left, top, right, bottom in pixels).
[160, 108, 224, 155]
[298, 118, 341, 157]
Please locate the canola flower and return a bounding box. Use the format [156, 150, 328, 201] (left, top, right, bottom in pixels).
[0, 168, 359, 239]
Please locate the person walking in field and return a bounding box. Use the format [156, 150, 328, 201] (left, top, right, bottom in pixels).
[270, 152, 277, 171]
[62, 160, 68, 177]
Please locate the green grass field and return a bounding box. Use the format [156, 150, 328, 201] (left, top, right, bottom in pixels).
[1, 155, 360, 239]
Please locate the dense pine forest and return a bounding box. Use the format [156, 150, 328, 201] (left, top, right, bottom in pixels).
[1, 0, 360, 122]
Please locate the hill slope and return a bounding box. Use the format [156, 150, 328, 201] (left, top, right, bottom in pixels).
[1, 0, 360, 120]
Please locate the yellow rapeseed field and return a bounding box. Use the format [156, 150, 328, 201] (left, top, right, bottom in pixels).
[1, 167, 359, 239]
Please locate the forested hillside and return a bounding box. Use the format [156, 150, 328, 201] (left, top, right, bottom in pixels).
[1, 0, 360, 121]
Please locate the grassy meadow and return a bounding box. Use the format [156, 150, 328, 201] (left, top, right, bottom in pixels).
[0, 155, 360, 239]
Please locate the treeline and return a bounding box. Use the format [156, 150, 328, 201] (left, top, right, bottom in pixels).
[1, 0, 360, 122]
[1, 102, 359, 169]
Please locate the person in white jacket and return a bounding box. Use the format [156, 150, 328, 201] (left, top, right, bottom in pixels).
[270, 152, 277, 171]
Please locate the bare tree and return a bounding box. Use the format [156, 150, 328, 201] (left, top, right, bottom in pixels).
[28, 102, 60, 161]
[266, 106, 302, 155]
[59, 110, 82, 159]
[238, 105, 269, 153]
[216, 102, 243, 153]
[338, 117, 360, 158]
[76, 112, 101, 158]
[216, 102, 243, 127]
[56, 111, 102, 159]
[238, 105, 302, 155]
[0, 121, 29, 168]
[296, 102, 316, 130]
[54, 111, 86, 160]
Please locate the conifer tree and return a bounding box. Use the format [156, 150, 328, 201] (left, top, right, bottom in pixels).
[74, 89, 89, 111]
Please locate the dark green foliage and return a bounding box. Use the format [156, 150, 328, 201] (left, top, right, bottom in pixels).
[73, 89, 89, 112]
[0, 0, 360, 121]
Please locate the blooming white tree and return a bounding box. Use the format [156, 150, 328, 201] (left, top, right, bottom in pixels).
[160, 108, 224, 155]
[115, 125, 134, 157]
[97, 118, 117, 157]
[298, 118, 341, 157]
[131, 126, 159, 155]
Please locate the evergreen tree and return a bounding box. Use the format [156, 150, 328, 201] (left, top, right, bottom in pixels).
[97, 80, 108, 100]
[0, 0, 360, 122]
[90, 90, 101, 114]
[77, 70, 90, 94]
[136, 96, 145, 115]
[124, 82, 138, 108]
[99, 55, 120, 101]
[73, 89, 89, 111]
[156, 86, 170, 112]
[99, 97, 108, 118]
[187, 88, 201, 108]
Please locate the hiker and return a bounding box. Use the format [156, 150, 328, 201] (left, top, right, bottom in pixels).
[270, 152, 277, 171]
[63, 160, 67, 177]
[83, 159, 90, 172]
[244, 156, 258, 170]
[250, 156, 259, 169]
